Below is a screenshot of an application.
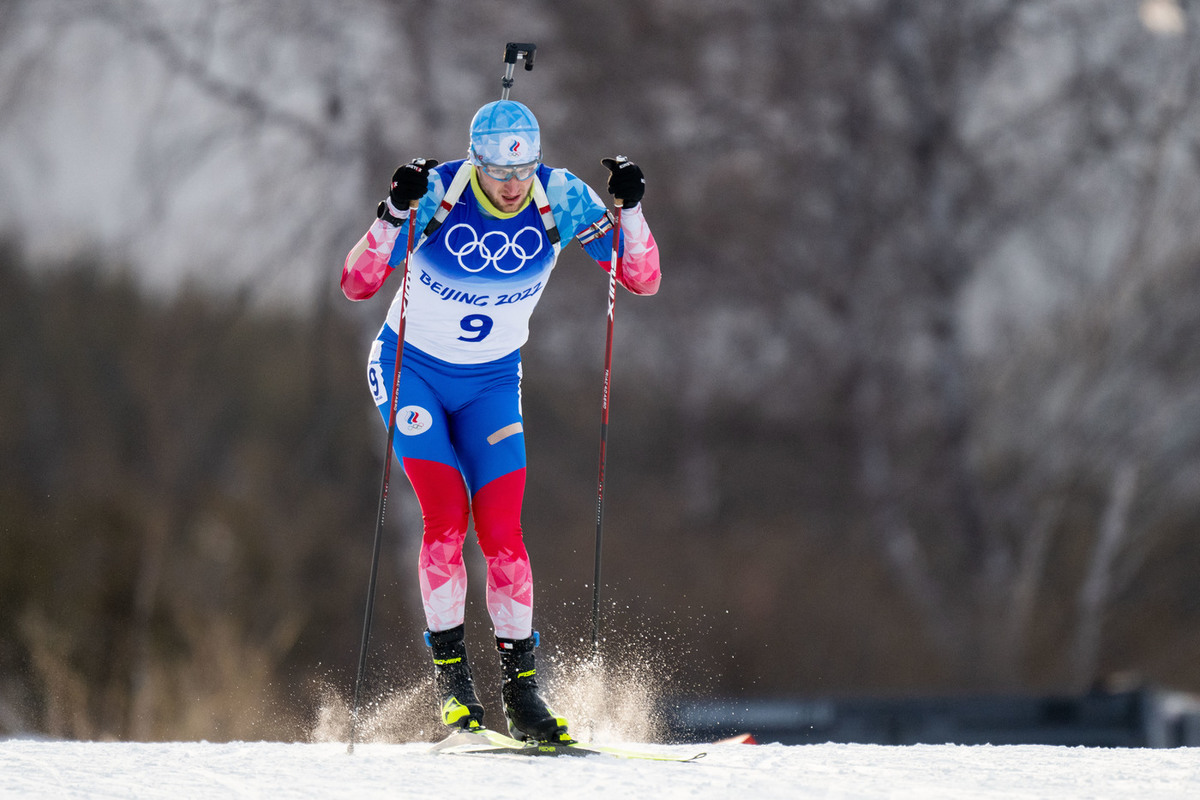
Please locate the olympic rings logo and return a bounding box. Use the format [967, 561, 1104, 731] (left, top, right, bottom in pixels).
[444, 223, 544, 274]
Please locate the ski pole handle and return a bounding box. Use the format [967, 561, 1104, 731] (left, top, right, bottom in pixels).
[501, 42, 537, 100]
[504, 42, 537, 68]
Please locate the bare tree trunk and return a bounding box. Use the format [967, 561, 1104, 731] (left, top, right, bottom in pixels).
[128, 512, 170, 740]
[985, 498, 1061, 685]
[1070, 461, 1138, 689]
[853, 370, 962, 666]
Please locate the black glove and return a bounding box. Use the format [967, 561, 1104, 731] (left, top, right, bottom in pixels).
[601, 156, 645, 207]
[389, 158, 439, 207]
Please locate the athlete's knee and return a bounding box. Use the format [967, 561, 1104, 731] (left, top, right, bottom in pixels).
[471, 468, 527, 556]
[404, 458, 470, 540]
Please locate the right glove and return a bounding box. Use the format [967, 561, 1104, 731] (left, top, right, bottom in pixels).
[390, 158, 439, 206]
[378, 158, 438, 225]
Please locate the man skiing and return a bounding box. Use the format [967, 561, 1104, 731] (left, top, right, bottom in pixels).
[340, 98, 660, 744]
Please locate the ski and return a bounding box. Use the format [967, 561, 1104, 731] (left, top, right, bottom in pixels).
[430, 727, 706, 762]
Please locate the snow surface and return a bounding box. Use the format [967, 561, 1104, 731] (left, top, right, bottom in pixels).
[2, 738, 1198, 799]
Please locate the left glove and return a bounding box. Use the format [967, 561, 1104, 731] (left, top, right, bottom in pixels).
[601, 156, 645, 207]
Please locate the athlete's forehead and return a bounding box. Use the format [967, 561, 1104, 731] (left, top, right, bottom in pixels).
[469, 100, 542, 166]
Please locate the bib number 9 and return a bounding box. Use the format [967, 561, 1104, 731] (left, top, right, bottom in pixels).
[367, 363, 388, 404]
[458, 313, 494, 342]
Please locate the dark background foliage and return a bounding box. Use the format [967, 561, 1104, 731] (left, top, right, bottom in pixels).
[3, 0, 1200, 740]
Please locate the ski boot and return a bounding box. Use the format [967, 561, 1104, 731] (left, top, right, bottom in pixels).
[425, 625, 485, 730]
[496, 633, 571, 743]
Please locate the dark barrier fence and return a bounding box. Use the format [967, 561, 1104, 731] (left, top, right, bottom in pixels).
[664, 686, 1200, 748]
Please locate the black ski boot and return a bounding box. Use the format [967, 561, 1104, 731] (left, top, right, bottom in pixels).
[496, 633, 571, 743]
[425, 625, 485, 731]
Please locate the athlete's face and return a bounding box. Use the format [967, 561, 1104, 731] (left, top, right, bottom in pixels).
[476, 168, 534, 214]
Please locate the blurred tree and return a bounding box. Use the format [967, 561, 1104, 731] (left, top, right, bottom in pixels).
[4, 0, 1200, 742]
[0, 244, 410, 739]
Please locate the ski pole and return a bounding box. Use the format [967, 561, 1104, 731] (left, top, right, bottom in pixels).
[348, 198, 420, 755]
[500, 42, 537, 100]
[591, 200, 622, 659]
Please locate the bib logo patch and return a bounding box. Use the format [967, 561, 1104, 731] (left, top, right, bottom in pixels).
[445, 223, 544, 274]
[398, 405, 433, 436]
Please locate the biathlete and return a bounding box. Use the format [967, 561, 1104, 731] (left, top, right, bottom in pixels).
[340, 98, 660, 743]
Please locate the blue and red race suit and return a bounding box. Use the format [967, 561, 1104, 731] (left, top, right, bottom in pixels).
[342, 159, 659, 639]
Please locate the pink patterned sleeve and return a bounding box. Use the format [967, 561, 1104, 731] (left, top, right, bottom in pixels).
[613, 204, 660, 296]
[341, 217, 404, 301]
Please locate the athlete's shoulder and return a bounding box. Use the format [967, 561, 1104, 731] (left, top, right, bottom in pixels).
[429, 159, 468, 197]
[434, 158, 469, 177]
[539, 164, 596, 199]
[411, 160, 470, 233]
[539, 165, 606, 239]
